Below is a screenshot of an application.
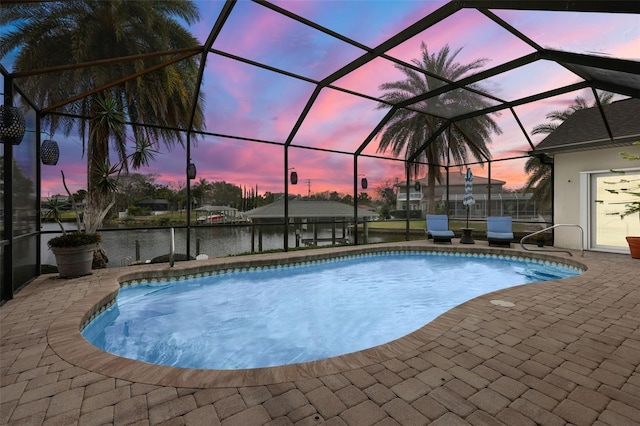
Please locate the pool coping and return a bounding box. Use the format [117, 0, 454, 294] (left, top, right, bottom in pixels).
[47, 241, 589, 388]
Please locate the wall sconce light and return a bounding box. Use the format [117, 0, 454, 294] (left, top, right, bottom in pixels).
[289, 168, 298, 185]
[0, 105, 26, 145]
[414, 181, 421, 191]
[41, 139, 60, 165]
[187, 162, 197, 180]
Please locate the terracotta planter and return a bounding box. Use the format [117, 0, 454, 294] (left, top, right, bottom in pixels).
[51, 244, 95, 278]
[626, 236, 640, 259]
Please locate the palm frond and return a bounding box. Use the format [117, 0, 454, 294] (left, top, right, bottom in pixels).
[375, 43, 501, 213]
[92, 160, 121, 195]
[130, 137, 159, 169]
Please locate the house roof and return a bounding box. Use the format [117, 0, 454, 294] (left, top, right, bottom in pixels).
[534, 98, 640, 154]
[195, 205, 237, 212]
[244, 199, 378, 219]
[397, 172, 505, 187]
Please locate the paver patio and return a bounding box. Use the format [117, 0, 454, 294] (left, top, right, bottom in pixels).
[1, 241, 639, 425]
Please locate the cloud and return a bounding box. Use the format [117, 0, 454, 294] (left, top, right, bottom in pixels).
[386, 9, 532, 70]
[34, 2, 636, 200]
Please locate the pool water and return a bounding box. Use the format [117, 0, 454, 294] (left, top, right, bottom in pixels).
[82, 252, 580, 370]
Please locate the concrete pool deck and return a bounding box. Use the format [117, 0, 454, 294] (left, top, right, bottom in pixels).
[1, 241, 639, 425]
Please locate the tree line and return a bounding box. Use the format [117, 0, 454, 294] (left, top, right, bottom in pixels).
[46, 173, 399, 218]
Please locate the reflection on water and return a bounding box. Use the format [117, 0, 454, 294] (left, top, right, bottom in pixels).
[41, 223, 402, 268]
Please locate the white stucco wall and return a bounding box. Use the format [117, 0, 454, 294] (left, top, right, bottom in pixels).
[554, 146, 640, 250]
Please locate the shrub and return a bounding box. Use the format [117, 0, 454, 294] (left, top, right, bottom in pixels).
[48, 232, 101, 248]
[127, 205, 151, 216]
[156, 216, 171, 226]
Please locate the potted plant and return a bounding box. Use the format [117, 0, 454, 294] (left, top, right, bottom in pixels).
[44, 123, 157, 276]
[44, 194, 101, 277]
[604, 142, 640, 258]
[47, 232, 101, 278]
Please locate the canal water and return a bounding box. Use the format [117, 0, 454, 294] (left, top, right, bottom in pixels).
[41, 223, 406, 268]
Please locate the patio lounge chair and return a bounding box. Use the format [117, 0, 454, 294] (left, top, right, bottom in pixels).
[487, 216, 514, 247]
[426, 214, 455, 243]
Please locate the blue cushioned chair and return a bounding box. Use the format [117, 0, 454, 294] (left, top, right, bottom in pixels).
[486, 216, 514, 247]
[426, 214, 455, 243]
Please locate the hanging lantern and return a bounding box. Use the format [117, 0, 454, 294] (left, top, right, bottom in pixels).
[41, 139, 60, 165]
[290, 170, 298, 185]
[0, 105, 26, 145]
[414, 181, 421, 191]
[187, 162, 197, 180]
[361, 177, 368, 189]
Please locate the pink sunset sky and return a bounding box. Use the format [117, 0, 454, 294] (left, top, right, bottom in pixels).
[6, 1, 637, 199]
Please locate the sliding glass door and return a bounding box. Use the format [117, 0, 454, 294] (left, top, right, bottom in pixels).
[590, 170, 640, 253]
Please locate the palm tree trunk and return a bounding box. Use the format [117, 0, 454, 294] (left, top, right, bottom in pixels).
[83, 99, 113, 268]
[427, 165, 437, 214]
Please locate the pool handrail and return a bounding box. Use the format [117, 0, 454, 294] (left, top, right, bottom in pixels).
[520, 224, 584, 257]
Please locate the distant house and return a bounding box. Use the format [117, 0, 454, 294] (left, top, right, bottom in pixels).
[136, 199, 174, 215]
[531, 97, 640, 254]
[395, 172, 537, 219]
[244, 199, 378, 223]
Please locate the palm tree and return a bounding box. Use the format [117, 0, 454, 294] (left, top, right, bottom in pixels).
[1, 0, 204, 233]
[526, 93, 614, 210]
[524, 155, 553, 213]
[192, 178, 211, 208]
[530, 93, 614, 135]
[376, 43, 501, 214]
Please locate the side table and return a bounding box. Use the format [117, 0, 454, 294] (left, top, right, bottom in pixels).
[460, 228, 475, 244]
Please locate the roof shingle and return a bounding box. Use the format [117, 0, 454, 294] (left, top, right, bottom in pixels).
[534, 98, 640, 154]
[244, 199, 378, 219]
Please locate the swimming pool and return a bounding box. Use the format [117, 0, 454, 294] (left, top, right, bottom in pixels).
[82, 251, 581, 370]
